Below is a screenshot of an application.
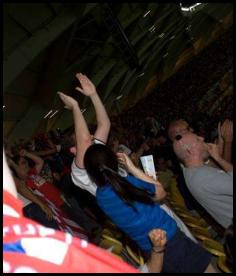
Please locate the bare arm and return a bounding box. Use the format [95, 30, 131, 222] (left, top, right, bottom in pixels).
[90, 93, 111, 143]
[117, 152, 166, 201]
[3, 150, 17, 198]
[33, 148, 57, 157]
[217, 121, 224, 157]
[223, 142, 233, 163]
[20, 149, 44, 174]
[58, 92, 92, 168]
[131, 142, 150, 167]
[14, 177, 54, 220]
[146, 229, 166, 273]
[73, 105, 92, 168]
[213, 156, 233, 172]
[15, 177, 42, 205]
[207, 143, 233, 172]
[7, 158, 22, 178]
[75, 73, 111, 143]
[221, 120, 233, 163]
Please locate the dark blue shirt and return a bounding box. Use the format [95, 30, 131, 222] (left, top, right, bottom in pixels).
[96, 174, 177, 251]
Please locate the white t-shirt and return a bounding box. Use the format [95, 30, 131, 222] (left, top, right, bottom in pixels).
[71, 139, 128, 195]
[71, 139, 104, 196]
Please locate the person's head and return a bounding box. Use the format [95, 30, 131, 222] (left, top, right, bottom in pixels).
[84, 144, 118, 187]
[156, 157, 169, 171]
[173, 132, 209, 166]
[25, 139, 36, 151]
[155, 130, 168, 145]
[69, 131, 94, 156]
[168, 119, 194, 142]
[49, 161, 63, 181]
[11, 155, 30, 178]
[84, 144, 154, 207]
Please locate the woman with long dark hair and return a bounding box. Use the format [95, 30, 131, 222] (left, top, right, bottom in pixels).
[84, 143, 217, 273]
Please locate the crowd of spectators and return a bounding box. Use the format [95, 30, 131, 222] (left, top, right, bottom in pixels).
[3, 27, 233, 273]
[110, 26, 233, 145]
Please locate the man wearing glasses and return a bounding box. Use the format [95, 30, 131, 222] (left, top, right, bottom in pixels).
[172, 131, 233, 229]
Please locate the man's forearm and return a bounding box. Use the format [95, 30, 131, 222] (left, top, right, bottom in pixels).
[90, 93, 110, 142]
[223, 141, 232, 163]
[214, 156, 233, 172]
[25, 151, 43, 165]
[73, 104, 91, 143]
[90, 93, 110, 127]
[16, 181, 44, 207]
[33, 148, 57, 157]
[72, 105, 92, 167]
[218, 139, 224, 157]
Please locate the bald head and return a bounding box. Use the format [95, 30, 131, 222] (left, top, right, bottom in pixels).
[173, 132, 209, 166]
[168, 119, 193, 142]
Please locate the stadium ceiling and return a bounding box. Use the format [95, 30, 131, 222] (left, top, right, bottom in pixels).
[3, 3, 233, 141]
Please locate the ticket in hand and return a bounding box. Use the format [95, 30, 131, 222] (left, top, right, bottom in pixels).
[140, 155, 157, 180]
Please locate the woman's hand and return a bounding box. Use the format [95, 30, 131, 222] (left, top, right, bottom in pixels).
[75, 73, 97, 96]
[149, 229, 167, 252]
[58, 92, 78, 110]
[221, 119, 233, 143]
[116, 152, 135, 172]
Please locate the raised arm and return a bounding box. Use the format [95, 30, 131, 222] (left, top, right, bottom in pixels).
[33, 148, 57, 157]
[147, 229, 167, 273]
[3, 149, 17, 198]
[207, 143, 233, 172]
[14, 177, 54, 220]
[217, 121, 224, 157]
[117, 152, 166, 201]
[20, 149, 44, 174]
[58, 92, 92, 168]
[75, 73, 111, 143]
[221, 119, 233, 163]
[130, 141, 150, 167]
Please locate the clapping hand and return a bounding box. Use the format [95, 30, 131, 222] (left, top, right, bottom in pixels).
[117, 152, 135, 172]
[58, 92, 78, 110]
[149, 229, 167, 251]
[221, 119, 233, 143]
[207, 143, 221, 161]
[75, 73, 97, 96]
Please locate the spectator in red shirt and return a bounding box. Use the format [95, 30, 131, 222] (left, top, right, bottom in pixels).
[8, 149, 101, 242]
[3, 149, 138, 273]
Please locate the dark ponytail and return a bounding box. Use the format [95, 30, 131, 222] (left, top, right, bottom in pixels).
[84, 144, 155, 209]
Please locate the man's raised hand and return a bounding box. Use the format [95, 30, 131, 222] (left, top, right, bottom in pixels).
[58, 92, 78, 110]
[75, 73, 96, 96]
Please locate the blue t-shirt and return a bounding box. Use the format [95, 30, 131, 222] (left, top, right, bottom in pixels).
[96, 175, 177, 252]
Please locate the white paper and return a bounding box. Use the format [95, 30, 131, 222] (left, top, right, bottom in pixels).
[140, 155, 157, 180]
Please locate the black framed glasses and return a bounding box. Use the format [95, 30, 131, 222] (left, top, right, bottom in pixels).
[175, 134, 182, 141]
